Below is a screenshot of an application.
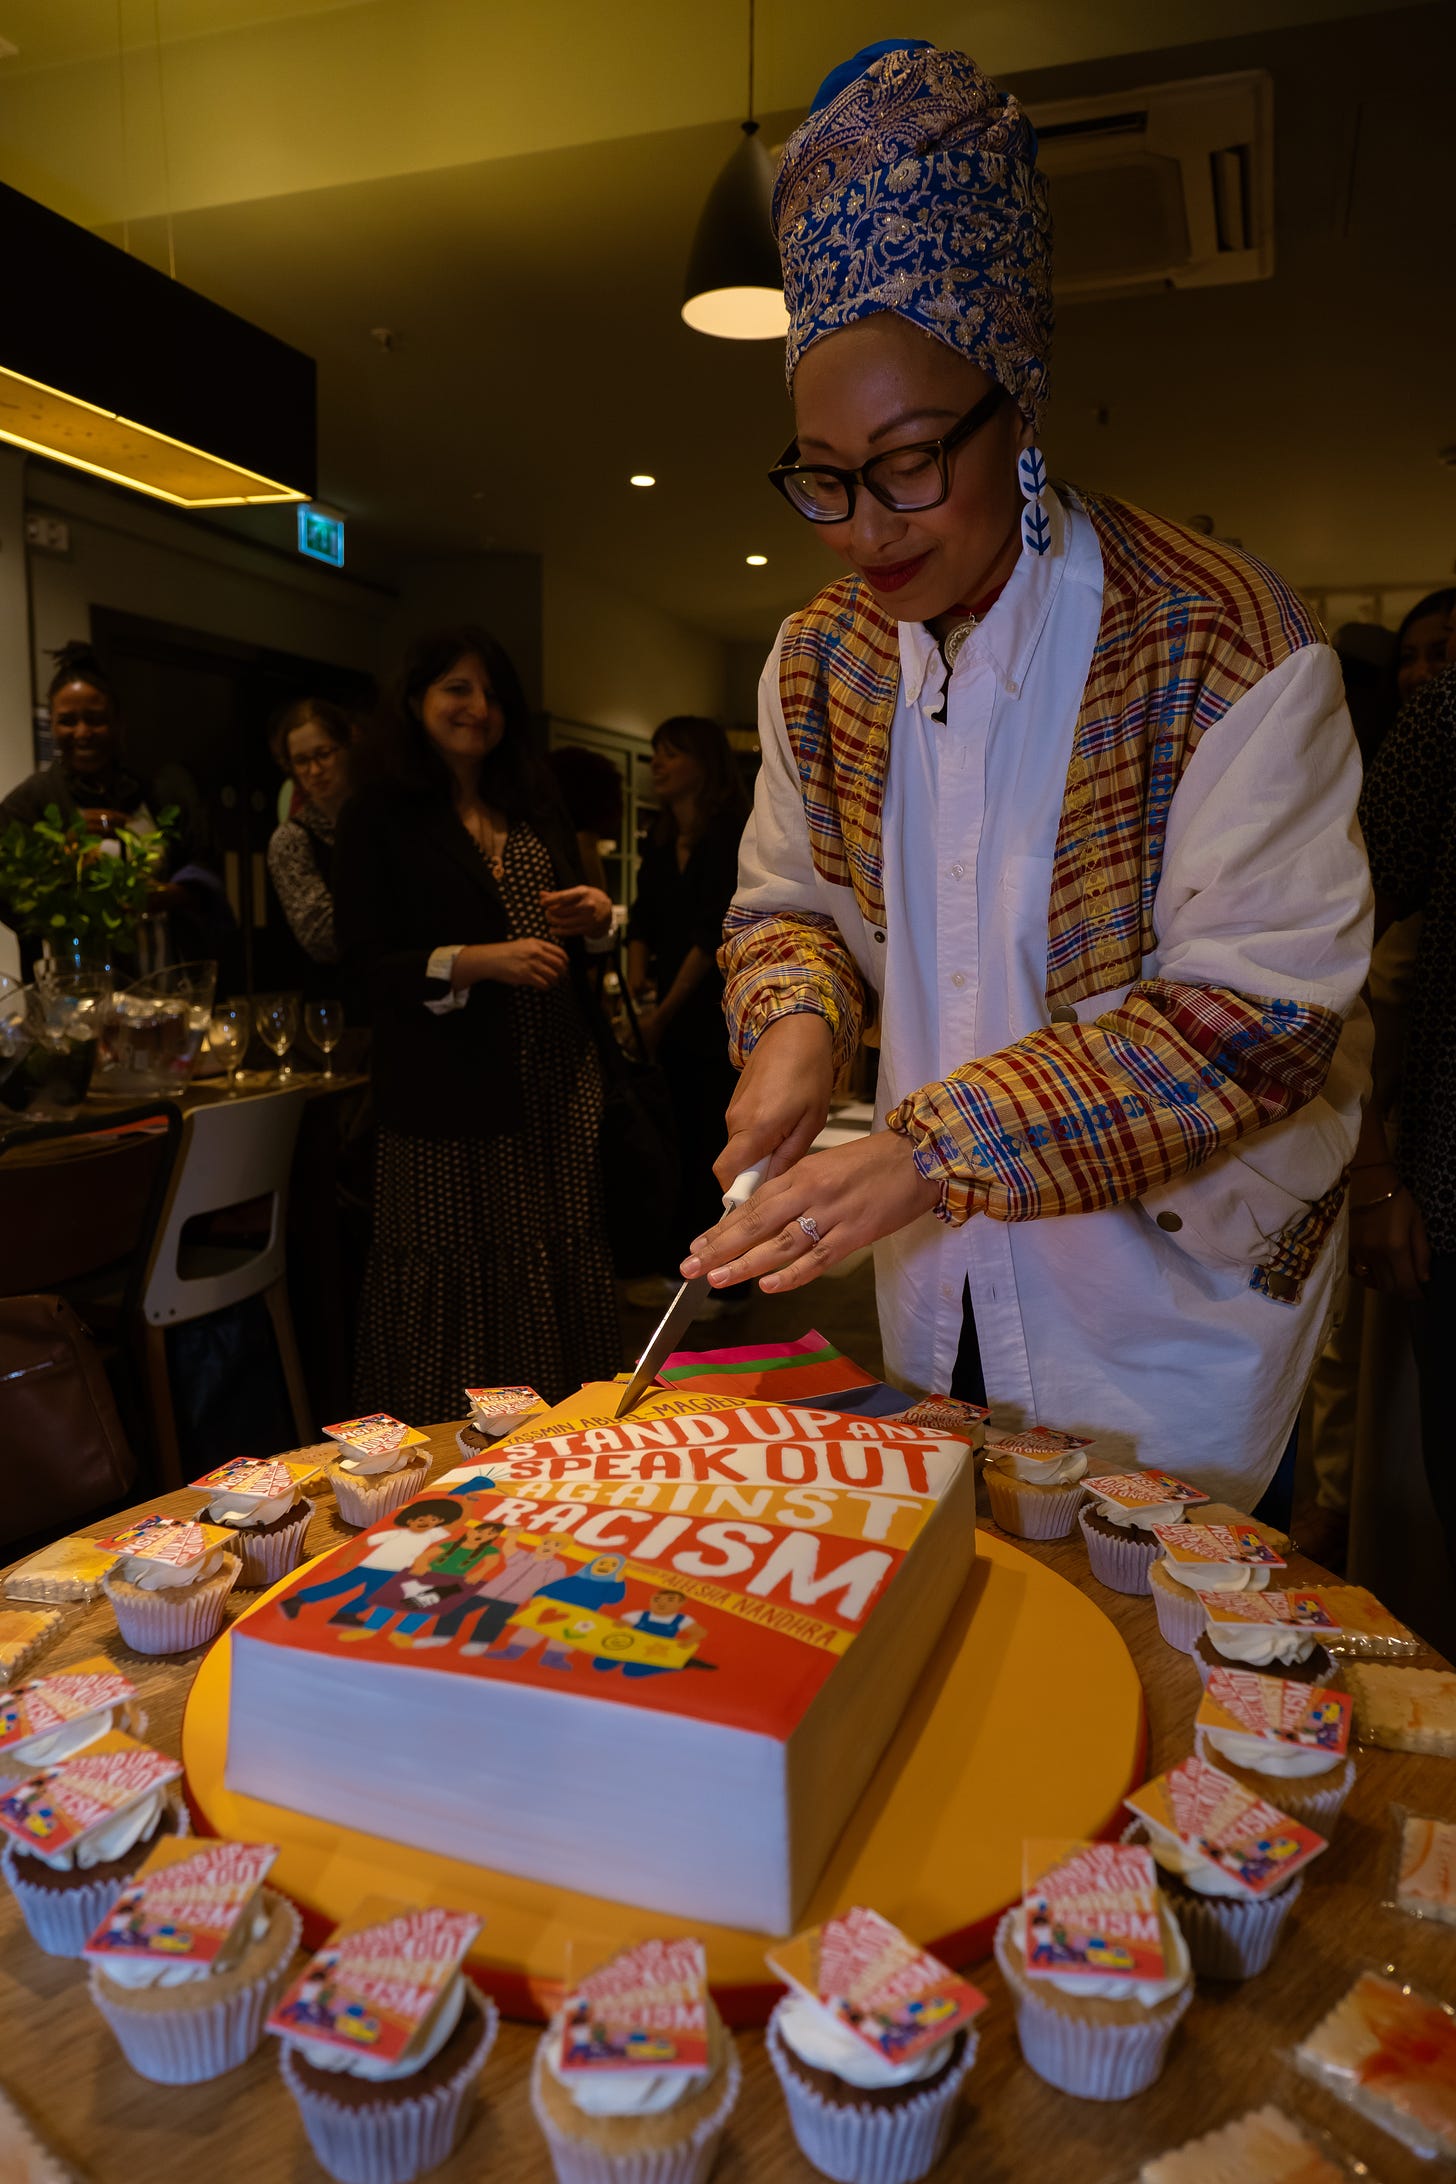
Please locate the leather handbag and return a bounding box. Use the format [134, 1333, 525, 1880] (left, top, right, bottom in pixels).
[588, 956, 680, 1278]
[0, 1294, 136, 1550]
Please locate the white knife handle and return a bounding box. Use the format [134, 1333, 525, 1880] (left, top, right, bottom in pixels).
[722, 1161, 769, 1213]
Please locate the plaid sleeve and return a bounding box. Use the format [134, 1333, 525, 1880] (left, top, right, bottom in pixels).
[720, 905, 864, 1074]
[885, 979, 1344, 1224]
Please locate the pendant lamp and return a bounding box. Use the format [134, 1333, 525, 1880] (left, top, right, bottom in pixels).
[0, 180, 315, 507]
[681, 0, 788, 340]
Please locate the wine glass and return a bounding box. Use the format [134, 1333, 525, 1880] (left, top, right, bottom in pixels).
[253, 991, 300, 1085]
[207, 1002, 249, 1091]
[305, 997, 344, 1080]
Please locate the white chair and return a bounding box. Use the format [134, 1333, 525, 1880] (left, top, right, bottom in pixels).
[140, 1089, 313, 1484]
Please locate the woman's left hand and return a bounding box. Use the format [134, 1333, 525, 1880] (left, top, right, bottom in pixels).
[681, 1132, 941, 1293]
[541, 885, 612, 939]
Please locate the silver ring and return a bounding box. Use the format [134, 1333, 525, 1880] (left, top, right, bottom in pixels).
[798, 1213, 823, 1246]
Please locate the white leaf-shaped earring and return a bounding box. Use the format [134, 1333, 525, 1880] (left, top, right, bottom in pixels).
[1017, 444, 1051, 555]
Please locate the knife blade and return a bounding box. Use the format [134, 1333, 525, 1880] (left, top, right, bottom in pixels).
[614, 1163, 769, 1418]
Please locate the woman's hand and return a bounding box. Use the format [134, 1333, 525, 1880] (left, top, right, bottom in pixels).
[684, 1131, 940, 1292]
[454, 939, 568, 991]
[1349, 1178, 1430, 1300]
[541, 885, 612, 939]
[714, 1013, 836, 1188]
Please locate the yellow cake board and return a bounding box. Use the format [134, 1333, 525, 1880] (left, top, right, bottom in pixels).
[183, 1532, 1145, 2026]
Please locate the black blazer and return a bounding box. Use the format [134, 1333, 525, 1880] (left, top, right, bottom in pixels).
[333, 781, 601, 1139]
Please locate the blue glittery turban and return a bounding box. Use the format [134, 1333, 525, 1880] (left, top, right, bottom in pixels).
[774, 42, 1053, 428]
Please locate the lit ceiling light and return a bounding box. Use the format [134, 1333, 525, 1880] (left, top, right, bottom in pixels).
[682, 2, 788, 341]
[1, 181, 315, 507]
[629, 473, 656, 488]
[746, 554, 768, 567]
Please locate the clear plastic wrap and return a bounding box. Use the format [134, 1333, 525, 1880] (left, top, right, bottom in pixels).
[1316, 1585, 1423, 1661]
[1346, 1665, 1456, 1756]
[1292, 1966, 1456, 2162]
[1387, 1807, 1456, 1929]
[4, 1537, 117, 1603]
[1131, 2102, 1368, 2181]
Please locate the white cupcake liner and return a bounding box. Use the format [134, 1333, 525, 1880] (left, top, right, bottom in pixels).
[766, 2002, 975, 2183]
[1077, 1508, 1158, 1595]
[3, 1801, 191, 1958]
[984, 1469, 1086, 1541]
[1119, 1822, 1302, 1980]
[328, 1459, 431, 1529]
[1189, 1744, 1356, 1839]
[281, 1989, 497, 2184]
[102, 1556, 241, 1656]
[231, 1506, 313, 1590]
[531, 2029, 742, 2184]
[90, 1890, 301, 2082]
[993, 1909, 1189, 2100]
[1150, 1573, 1207, 1653]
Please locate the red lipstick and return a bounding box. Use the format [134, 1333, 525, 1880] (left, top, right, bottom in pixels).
[860, 550, 930, 593]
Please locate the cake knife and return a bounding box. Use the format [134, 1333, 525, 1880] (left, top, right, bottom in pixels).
[614, 1162, 769, 1417]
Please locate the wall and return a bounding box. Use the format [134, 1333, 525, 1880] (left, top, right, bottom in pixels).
[543, 563, 727, 742]
[384, 554, 544, 710]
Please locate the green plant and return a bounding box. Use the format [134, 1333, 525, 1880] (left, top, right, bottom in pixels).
[0, 802, 178, 945]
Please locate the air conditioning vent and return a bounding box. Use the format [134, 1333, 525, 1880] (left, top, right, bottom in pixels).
[1028, 70, 1274, 301]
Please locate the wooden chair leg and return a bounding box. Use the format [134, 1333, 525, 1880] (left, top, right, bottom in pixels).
[142, 1321, 184, 1490]
[264, 1279, 314, 1447]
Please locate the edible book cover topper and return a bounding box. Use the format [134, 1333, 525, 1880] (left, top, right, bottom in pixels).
[1082, 1470, 1209, 1509]
[323, 1413, 427, 1452]
[0, 1732, 180, 1857]
[84, 1839, 277, 1968]
[465, 1385, 543, 1418]
[1152, 1522, 1285, 1569]
[989, 1429, 1091, 1457]
[768, 1906, 986, 2065]
[0, 1656, 137, 1751]
[1020, 1840, 1165, 1985]
[1203, 1589, 1338, 1631]
[95, 1514, 232, 1569]
[558, 1938, 711, 2077]
[1197, 1668, 1352, 1755]
[190, 1456, 320, 1502]
[1126, 1756, 1328, 1897]
[268, 1899, 482, 2063]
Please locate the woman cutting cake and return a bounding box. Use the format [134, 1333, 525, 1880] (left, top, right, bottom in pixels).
[687, 41, 1372, 1506]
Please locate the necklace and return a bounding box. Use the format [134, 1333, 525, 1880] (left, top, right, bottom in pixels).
[936, 577, 1011, 670]
[460, 804, 508, 878]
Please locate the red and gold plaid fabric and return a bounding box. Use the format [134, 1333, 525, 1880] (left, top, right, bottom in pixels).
[721, 490, 1346, 1297]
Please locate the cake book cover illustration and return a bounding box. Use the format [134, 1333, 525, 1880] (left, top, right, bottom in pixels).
[84, 1839, 277, 1968]
[0, 1657, 137, 1753]
[0, 1732, 181, 1857]
[1082, 1470, 1209, 1510]
[95, 1514, 233, 1569]
[1152, 1522, 1285, 1569]
[191, 1456, 321, 1504]
[1021, 1841, 1166, 1986]
[1203, 1590, 1340, 1634]
[323, 1413, 428, 1455]
[1197, 1669, 1352, 1755]
[267, 1900, 482, 2063]
[238, 1394, 973, 1736]
[768, 1906, 986, 2065]
[1126, 1757, 1329, 1896]
[558, 1939, 711, 2078]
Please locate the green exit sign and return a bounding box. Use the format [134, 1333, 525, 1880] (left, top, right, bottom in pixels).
[297, 506, 344, 567]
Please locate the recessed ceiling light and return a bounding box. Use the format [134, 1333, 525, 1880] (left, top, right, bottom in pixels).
[746, 553, 767, 567]
[629, 473, 656, 488]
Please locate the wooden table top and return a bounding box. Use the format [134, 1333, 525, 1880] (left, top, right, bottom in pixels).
[2, 1425, 1452, 2184]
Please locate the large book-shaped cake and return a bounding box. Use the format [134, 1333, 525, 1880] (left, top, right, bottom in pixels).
[227, 1387, 977, 1932]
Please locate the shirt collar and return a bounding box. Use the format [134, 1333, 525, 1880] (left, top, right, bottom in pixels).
[898, 484, 1073, 708]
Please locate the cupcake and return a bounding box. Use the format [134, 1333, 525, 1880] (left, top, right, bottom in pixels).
[189, 1453, 326, 1589]
[271, 1902, 493, 2184]
[994, 1845, 1192, 2100]
[762, 1909, 983, 2183]
[457, 1385, 546, 1462]
[97, 1514, 241, 1656]
[0, 1657, 139, 1769]
[1077, 1470, 1212, 1595]
[534, 1999, 740, 2184]
[1196, 1589, 1342, 1689]
[1124, 1755, 1328, 1981]
[1193, 1666, 1356, 1837]
[983, 1428, 1091, 1540]
[0, 1731, 187, 1957]
[87, 1840, 300, 2084]
[322, 1414, 432, 1528]
[1148, 1517, 1283, 1654]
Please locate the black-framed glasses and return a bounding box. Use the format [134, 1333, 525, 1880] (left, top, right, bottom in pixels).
[768, 383, 1007, 524]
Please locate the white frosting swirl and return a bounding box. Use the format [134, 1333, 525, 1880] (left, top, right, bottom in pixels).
[336, 1440, 411, 1478]
[992, 1449, 1088, 1487]
[1028, 1913, 1191, 2003]
[98, 1900, 270, 1989]
[1162, 1559, 1271, 1596]
[27, 1787, 172, 1873]
[1093, 1497, 1187, 1532]
[1205, 1621, 1316, 1666]
[207, 1490, 300, 1529]
[295, 1971, 465, 2082]
[1200, 1726, 1337, 1778]
[775, 1991, 951, 2089]
[7, 1710, 114, 1767]
[115, 1550, 226, 1594]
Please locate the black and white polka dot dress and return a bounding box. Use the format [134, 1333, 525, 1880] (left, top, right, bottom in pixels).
[354, 823, 620, 1418]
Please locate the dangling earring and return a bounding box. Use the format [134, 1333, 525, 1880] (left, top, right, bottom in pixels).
[1018, 445, 1050, 555]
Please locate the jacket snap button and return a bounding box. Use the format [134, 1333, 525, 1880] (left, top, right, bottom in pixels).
[1048, 1005, 1079, 1025]
[873, 930, 886, 944]
[1155, 1210, 1183, 1232]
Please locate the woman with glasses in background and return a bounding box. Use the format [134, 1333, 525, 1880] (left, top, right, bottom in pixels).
[685, 41, 1372, 1512]
[266, 698, 355, 988]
